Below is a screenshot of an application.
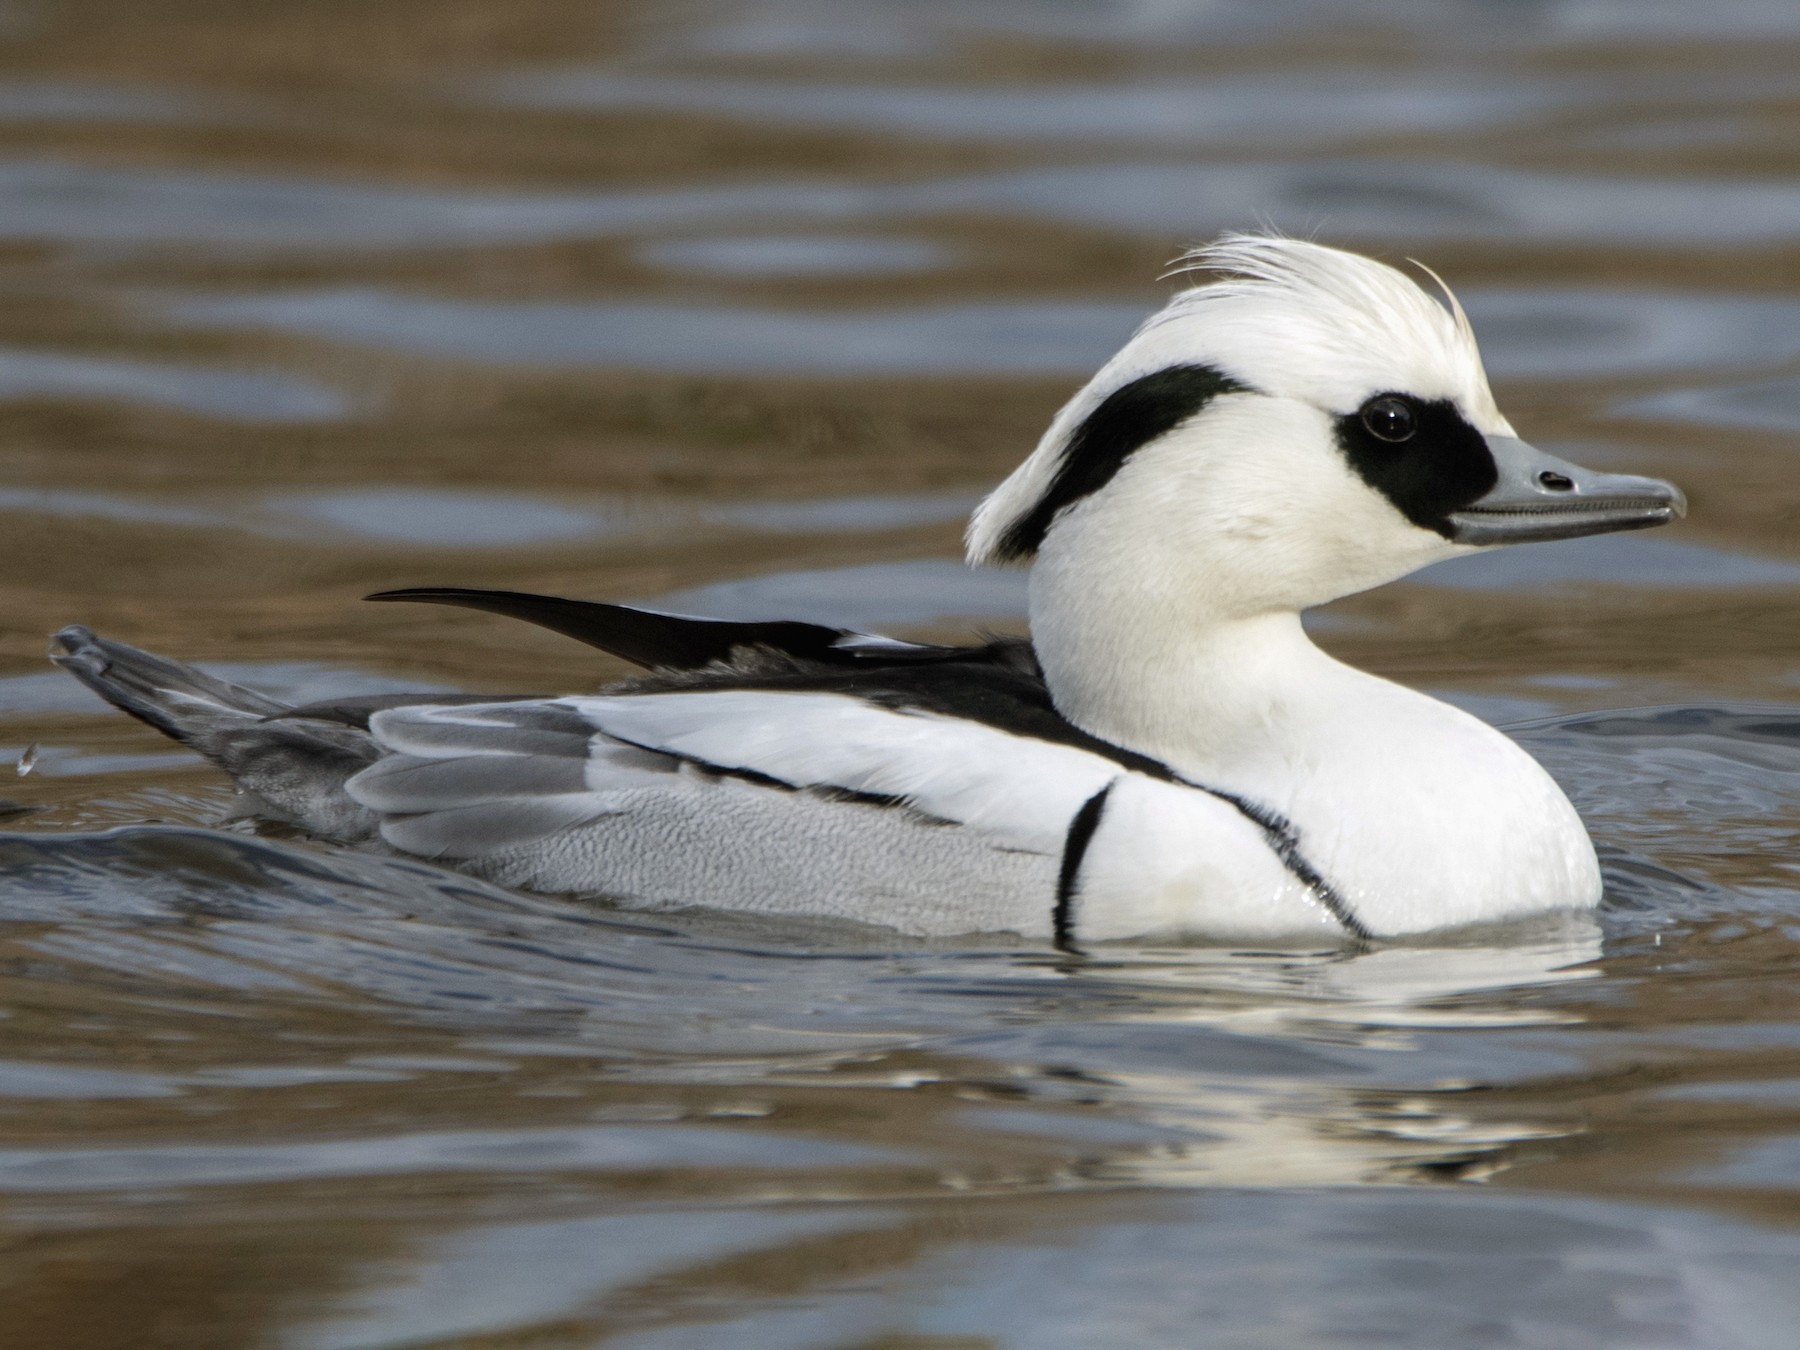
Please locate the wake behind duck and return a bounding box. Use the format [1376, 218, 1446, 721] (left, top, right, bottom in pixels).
[49, 236, 1683, 944]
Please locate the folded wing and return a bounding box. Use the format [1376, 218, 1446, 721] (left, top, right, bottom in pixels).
[351, 690, 1120, 858]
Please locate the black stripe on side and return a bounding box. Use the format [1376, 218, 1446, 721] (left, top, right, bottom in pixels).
[994, 364, 1247, 561]
[576, 622, 1364, 937]
[1201, 786, 1372, 941]
[1054, 782, 1114, 952]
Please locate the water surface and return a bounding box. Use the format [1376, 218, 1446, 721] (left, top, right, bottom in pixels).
[0, 2, 1799, 1346]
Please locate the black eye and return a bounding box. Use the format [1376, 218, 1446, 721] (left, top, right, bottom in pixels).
[1361, 396, 1416, 443]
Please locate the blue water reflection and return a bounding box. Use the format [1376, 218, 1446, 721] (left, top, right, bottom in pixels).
[1417, 535, 1800, 591]
[1618, 375, 1800, 436]
[482, 67, 1583, 147]
[159, 290, 1151, 375]
[0, 80, 201, 122]
[4, 156, 1798, 254]
[637, 233, 953, 278]
[0, 347, 347, 421]
[153, 286, 1800, 381]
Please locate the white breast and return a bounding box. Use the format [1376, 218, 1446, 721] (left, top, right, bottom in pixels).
[1154, 671, 1603, 935]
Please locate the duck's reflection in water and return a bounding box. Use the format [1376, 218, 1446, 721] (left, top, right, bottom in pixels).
[276, 921, 1646, 1348]
[0, 830, 1629, 1346]
[938, 916, 1603, 1191]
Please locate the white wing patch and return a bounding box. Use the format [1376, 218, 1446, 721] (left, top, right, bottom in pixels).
[342, 691, 1332, 939]
[351, 691, 1117, 861]
[559, 690, 1119, 853]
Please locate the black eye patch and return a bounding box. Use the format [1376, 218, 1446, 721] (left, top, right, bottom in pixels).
[1334, 394, 1496, 537]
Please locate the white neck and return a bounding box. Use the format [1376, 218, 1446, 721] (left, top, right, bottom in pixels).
[1026, 540, 1602, 933]
[1029, 549, 1365, 781]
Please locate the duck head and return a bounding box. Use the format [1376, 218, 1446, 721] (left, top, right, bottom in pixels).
[967, 234, 1685, 619]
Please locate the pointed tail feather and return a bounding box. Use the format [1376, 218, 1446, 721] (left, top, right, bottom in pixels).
[49, 626, 381, 842]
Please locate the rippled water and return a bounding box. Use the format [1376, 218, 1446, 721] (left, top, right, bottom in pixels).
[1, 1, 1799, 1345]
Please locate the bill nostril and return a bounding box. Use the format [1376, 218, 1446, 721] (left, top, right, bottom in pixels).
[1537, 471, 1575, 492]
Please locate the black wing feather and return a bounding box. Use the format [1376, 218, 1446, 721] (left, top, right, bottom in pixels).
[360, 590, 1131, 767]
[365, 587, 964, 670]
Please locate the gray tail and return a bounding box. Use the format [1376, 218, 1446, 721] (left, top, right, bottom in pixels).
[50, 626, 380, 842]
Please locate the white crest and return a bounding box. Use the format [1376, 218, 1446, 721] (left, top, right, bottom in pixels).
[966, 234, 1508, 565]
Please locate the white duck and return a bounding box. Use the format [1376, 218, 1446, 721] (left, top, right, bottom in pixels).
[51, 235, 1683, 946]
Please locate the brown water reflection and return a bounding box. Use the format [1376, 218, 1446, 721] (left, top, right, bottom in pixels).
[0, 0, 1799, 1345]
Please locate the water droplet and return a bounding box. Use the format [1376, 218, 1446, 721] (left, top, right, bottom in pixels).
[15, 743, 37, 777]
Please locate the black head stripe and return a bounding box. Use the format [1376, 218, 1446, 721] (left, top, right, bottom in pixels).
[995, 363, 1246, 561]
[1334, 395, 1497, 538]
